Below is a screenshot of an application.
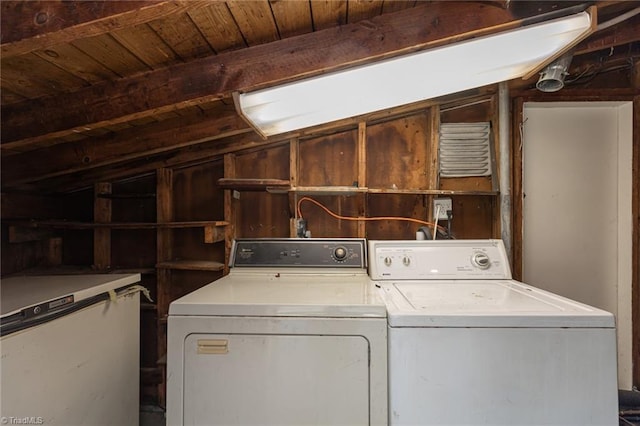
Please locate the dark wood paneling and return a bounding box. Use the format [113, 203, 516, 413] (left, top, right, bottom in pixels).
[296, 195, 360, 238]
[366, 194, 428, 240]
[299, 130, 358, 187]
[367, 112, 431, 190]
[447, 195, 495, 239]
[173, 161, 225, 222]
[235, 144, 290, 238]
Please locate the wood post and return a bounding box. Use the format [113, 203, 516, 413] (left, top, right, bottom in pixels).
[426, 106, 441, 221]
[223, 154, 236, 274]
[93, 182, 111, 270]
[357, 122, 367, 237]
[156, 168, 173, 408]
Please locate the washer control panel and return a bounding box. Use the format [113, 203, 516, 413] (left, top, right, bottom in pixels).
[369, 239, 511, 280]
[231, 238, 366, 268]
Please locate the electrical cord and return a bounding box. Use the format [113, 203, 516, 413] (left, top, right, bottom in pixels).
[296, 196, 448, 234]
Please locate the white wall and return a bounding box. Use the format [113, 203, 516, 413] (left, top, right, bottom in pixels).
[522, 101, 633, 390]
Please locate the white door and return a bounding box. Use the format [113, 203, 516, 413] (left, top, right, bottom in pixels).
[522, 101, 633, 389]
[183, 333, 370, 425]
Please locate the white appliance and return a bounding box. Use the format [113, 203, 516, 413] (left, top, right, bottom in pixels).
[0, 273, 142, 426]
[167, 238, 387, 426]
[368, 239, 618, 426]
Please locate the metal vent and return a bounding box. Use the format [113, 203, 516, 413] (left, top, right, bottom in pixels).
[439, 122, 492, 177]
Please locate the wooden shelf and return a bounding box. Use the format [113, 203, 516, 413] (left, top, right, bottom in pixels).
[7, 220, 228, 230]
[96, 193, 156, 199]
[5, 266, 156, 275]
[289, 187, 498, 196]
[156, 260, 225, 271]
[217, 178, 290, 191]
[290, 186, 367, 195]
[367, 188, 499, 196]
[216, 182, 497, 197]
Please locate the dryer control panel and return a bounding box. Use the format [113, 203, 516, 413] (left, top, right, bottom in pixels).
[369, 239, 511, 280]
[231, 238, 366, 268]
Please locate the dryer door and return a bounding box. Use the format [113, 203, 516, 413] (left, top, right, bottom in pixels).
[183, 333, 370, 425]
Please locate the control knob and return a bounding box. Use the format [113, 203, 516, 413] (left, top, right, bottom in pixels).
[471, 252, 491, 269]
[333, 246, 348, 261]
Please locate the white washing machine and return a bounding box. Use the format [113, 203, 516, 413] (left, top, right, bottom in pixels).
[167, 238, 387, 426]
[368, 239, 618, 426]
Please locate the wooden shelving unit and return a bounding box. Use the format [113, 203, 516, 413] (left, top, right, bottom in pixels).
[155, 260, 225, 271]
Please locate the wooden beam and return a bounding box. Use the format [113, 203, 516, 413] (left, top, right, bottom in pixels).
[426, 105, 441, 221]
[155, 167, 173, 407]
[1, 105, 250, 186]
[0, 1, 204, 58]
[1, 2, 520, 146]
[12, 132, 281, 193]
[357, 122, 367, 237]
[93, 182, 112, 270]
[575, 14, 640, 55]
[223, 154, 237, 275]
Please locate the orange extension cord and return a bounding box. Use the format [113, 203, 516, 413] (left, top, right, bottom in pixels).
[296, 196, 447, 233]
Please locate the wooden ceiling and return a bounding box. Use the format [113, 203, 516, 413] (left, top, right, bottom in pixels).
[1, 0, 638, 193]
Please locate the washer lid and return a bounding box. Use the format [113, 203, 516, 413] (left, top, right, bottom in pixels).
[380, 280, 615, 328]
[169, 272, 386, 318]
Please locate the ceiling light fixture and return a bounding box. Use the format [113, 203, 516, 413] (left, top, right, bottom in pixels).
[235, 9, 595, 138]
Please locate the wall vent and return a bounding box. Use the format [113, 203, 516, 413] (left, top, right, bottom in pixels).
[439, 122, 492, 177]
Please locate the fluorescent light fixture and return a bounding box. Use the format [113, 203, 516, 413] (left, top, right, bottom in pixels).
[236, 10, 594, 138]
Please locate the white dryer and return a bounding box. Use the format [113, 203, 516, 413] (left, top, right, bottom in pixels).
[368, 239, 618, 426]
[167, 238, 387, 426]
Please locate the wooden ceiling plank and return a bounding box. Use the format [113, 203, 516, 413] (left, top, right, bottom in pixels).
[269, 0, 313, 38]
[226, 0, 280, 45]
[71, 33, 151, 77]
[381, 1, 416, 14]
[2, 2, 521, 147]
[1, 1, 198, 58]
[0, 88, 27, 105]
[188, 2, 246, 53]
[347, 0, 384, 22]
[575, 14, 640, 55]
[1, 52, 88, 98]
[310, 0, 347, 30]
[147, 12, 213, 60]
[32, 43, 121, 84]
[110, 24, 180, 69]
[1, 106, 250, 187]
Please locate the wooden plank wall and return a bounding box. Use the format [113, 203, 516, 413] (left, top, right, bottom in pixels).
[0, 98, 502, 407]
[234, 144, 291, 237]
[231, 105, 499, 241]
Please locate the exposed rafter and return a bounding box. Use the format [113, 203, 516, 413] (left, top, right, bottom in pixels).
[1, 2, 522, 149]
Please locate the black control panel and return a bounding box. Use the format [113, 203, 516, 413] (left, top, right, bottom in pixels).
[230, 238, 366, 268]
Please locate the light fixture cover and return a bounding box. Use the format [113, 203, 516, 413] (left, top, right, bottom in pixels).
[236, 11, 593, 137]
